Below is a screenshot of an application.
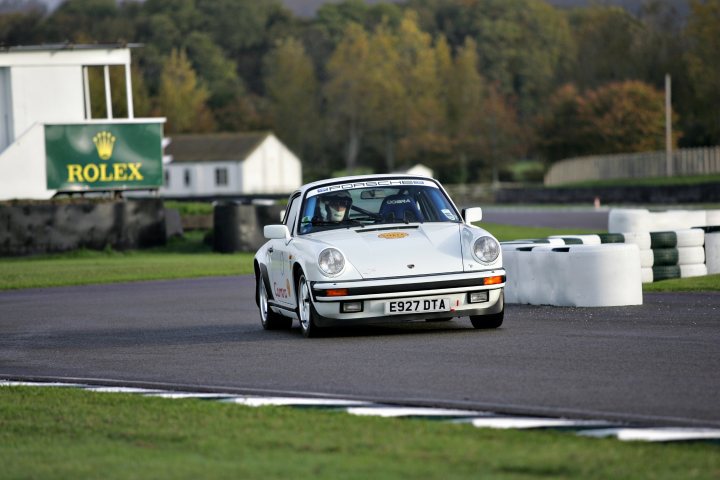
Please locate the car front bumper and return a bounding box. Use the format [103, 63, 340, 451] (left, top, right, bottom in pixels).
[309, 270, 505, 326]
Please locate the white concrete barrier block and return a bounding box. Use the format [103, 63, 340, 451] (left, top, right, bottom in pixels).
[501, 243, 547, 304]
[558, 244, 643, 307]
[675, 228, 705, 247]
[517, 245, 559, 305]
[680, 264, 708, 278]
[677, 246, 705, 265]
[706, 233, 720, 274]
[705, 210, 720, 227]
[608, 209, 650, 233]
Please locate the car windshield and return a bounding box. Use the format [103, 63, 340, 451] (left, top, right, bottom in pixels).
[298, 179, 461, 234]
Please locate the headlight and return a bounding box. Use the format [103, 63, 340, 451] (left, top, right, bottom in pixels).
[318, 248, 345, 276]
[473, 236, 500, 264]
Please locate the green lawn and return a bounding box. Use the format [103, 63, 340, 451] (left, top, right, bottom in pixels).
[1, 387, 717, 480]
[480, 222, 598, 242]
[0, 231, 254, 291]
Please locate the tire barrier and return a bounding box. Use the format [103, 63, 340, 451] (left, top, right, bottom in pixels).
[548, 234, 601, 245]
[501, 243, 642, 307]
[641, 231, 705, 283]
[513, 225, 712, 284]
[608, 209, 711, 233]
[607, 208, 719, 283]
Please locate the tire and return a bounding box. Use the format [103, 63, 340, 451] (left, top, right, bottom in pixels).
[470, 310, 504, 329]
[257, 277, 292, 330]
[297, 273, 321, 338]
[651, 248, 679, 266]
[598, 233, 625, 244]
[470, 291, 504, 329]
[652, 265, 681, 281]
[560, 237, 584, 245]
[650, 231, 677, 249]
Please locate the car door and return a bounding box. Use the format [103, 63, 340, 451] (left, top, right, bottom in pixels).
[268, 194, 301, 307]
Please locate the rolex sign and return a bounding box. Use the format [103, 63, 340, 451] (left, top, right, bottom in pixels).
[45, 122, 163, 191]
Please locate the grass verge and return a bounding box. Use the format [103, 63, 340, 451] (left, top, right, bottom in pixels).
[1, 387, 718, 480]
[480, 222, 598, 242]
[0, 231, 254, 291]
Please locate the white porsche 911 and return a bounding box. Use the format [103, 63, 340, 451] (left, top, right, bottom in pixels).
[254, 174, 506, 337]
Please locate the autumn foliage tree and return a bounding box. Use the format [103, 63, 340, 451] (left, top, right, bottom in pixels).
[264, 37, 321, 162]
[538, 80, 672, 162]
[157, 49, 215, 133]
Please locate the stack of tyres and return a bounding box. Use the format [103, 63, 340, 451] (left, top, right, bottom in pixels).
[646, 229, 706, 282]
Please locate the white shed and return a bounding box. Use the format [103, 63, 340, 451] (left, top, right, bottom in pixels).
[161, 132, 302, 198]
[393, 163, 433, 178]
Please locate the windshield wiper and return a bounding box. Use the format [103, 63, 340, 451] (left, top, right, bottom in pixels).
[305, 219, 365, 228]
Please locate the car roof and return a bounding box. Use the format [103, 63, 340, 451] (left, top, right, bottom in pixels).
[294, 174, 438, 196]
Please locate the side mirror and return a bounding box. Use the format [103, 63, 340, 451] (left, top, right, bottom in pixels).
[264, 224, 290, 240]
[462, 207, 483, 224]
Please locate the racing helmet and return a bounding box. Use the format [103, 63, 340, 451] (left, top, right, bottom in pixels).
[323, 191, 352, 222]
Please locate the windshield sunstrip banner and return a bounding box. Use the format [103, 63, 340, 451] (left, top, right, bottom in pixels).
[309, 179, 438, 197]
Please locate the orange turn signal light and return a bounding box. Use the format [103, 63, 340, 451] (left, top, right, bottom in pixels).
[483, 276, 504, 286]
[325, 289, 348, 297]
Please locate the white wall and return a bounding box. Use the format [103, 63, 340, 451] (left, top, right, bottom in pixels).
[10, 66, 85, 137]
[242, 135, 301, 194]
[161, 161, 241, 197]
[0, 123, 56, 200]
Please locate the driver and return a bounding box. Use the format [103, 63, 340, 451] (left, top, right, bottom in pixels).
[321, 191, 352, 222]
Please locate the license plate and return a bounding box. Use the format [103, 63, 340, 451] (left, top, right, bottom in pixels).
[385, 297, 451, 315]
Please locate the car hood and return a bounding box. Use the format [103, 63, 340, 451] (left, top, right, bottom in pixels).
[309, 224, 464, 279]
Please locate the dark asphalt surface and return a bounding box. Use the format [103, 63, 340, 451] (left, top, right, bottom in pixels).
[2, 276, 719, 427]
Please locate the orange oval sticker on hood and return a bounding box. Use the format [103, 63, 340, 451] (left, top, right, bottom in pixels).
[378, 232, 409, 239]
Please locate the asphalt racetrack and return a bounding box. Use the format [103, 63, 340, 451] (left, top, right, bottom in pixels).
[2, 276, 718, 428]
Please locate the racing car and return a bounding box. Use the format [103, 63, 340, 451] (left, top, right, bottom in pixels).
[254, 174, 505, 337]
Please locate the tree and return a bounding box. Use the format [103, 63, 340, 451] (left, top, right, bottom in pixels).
[566, 6, 643, 89]
[684, 0, 720, 144]
[394, 11, 448, 167]
[324, 23, 373, 172]
[444, 38, 484, 183]
[264, 37, 321, 162]
[156, 49, 215, 133]
[185, 31, 249, 131]
[583, 81, 672, 154]
[363, 21, 406, 172]
[41, 0, 135, 43]
[536, 84, 587, 162]
[538, 81, 674, 162]
[407, 0, 575, 118]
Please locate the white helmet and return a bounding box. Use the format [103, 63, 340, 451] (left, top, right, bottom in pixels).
[323, 191, 351, 222]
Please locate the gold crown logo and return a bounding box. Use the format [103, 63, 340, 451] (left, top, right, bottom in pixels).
[93, 131, 116, 160]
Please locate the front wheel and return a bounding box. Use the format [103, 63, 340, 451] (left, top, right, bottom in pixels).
[258, 277, 291, 330]
[297, 273, 321, 338]
[469, 310, 504, 329]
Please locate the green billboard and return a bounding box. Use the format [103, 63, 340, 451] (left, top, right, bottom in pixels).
[45, 122, 163, 191]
